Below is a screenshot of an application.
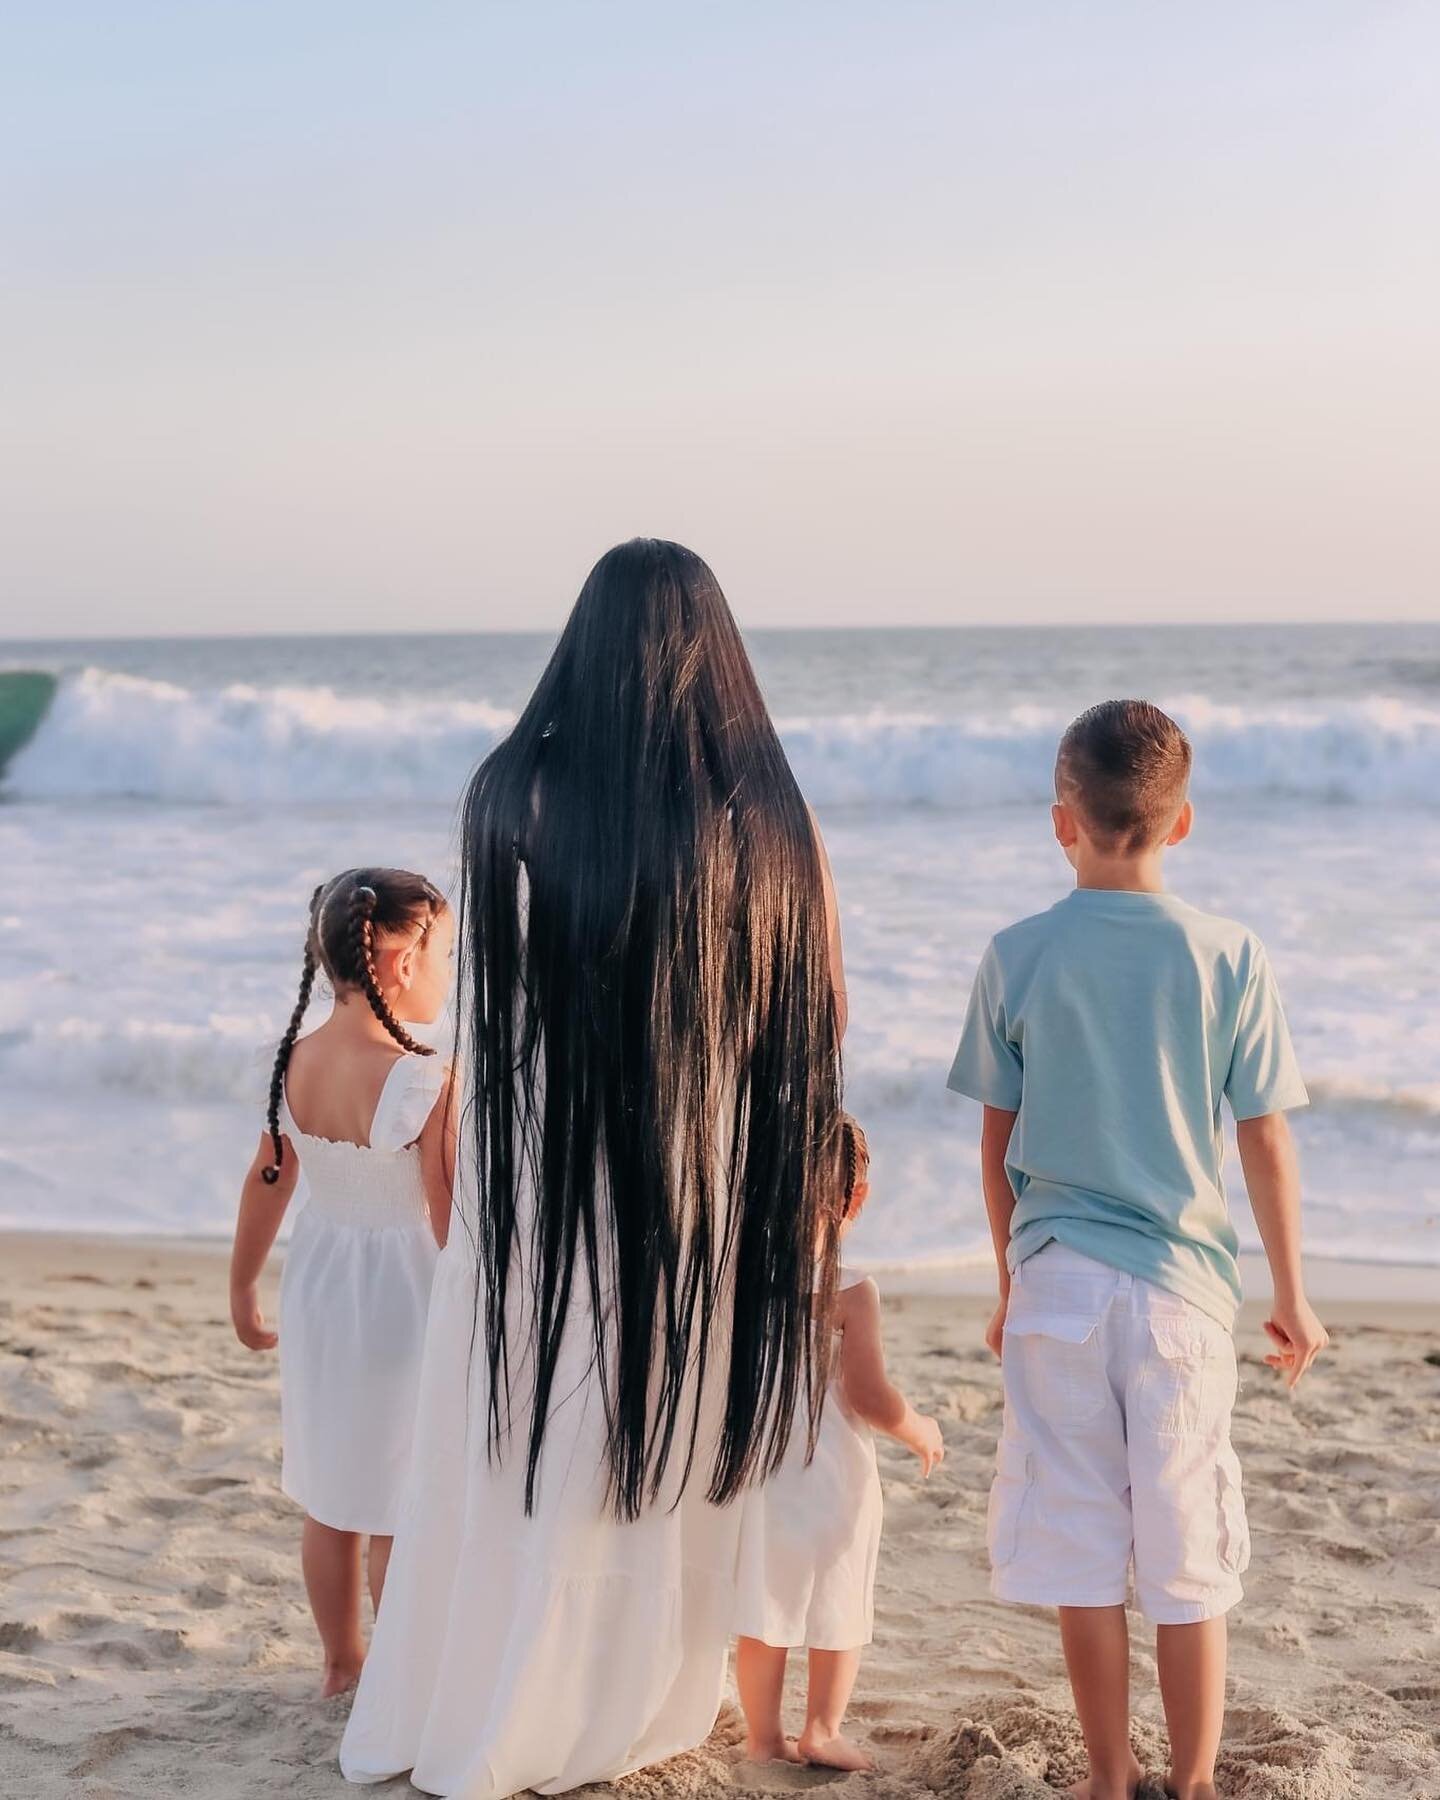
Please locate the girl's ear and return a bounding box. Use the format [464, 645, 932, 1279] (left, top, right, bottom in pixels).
[392, 940, 417, 992]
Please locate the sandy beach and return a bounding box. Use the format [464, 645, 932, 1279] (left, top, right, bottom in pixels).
[1, 1232, 1436, 1800]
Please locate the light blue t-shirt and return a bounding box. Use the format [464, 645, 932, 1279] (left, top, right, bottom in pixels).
[947, 889, 1308, 1327]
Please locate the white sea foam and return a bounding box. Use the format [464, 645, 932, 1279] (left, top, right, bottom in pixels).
[8, 668, 1440, 809]
[4, 669, 513, 805]
[2, 1015, 274, 1103]
[4, 633, 1439, 1273]
[1304, 1075, 1440, 1126]
[8, 1009, 1437, 1139]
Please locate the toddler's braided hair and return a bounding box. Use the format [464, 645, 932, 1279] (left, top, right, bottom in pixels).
[261, 867, 445, 1184]
[838, 1112, 870, 1220]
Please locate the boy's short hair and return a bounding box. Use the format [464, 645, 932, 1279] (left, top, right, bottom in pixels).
[1055, 700, 1192, 853]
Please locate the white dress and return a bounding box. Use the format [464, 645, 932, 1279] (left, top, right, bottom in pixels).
[339, 1140, 742, 1797]
[278, 1053, 444, 1535]
[733, 1267, 883, 1651]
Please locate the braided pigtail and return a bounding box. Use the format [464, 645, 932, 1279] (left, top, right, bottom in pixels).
[839, 1112, 870, 1219]
[348, 884, 437, 1058]
[262, 885, 325, 1184]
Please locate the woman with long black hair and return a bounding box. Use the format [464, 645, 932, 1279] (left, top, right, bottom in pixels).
[341, 540, 847, 1796]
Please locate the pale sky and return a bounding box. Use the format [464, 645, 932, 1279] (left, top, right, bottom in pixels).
[3, 2, 1438, 636]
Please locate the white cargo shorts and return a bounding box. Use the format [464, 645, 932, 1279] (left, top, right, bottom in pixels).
[989, 1241, 1249, 1624]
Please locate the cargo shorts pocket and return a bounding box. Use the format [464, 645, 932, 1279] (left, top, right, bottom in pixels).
[1004, 1313, 1108, 1427]
[1217, 1449, 1250, 1575]
[987, 1437, 1034, 1569]
[1140, 1314, 1237, 1438]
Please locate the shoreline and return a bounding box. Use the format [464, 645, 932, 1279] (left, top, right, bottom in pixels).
[869, 1248, 1440, 1314]
[2, 1229, 1432, 1324]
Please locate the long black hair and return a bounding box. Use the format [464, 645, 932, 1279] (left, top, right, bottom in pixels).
[458, 538, 843, 1519]
[262, 868, 444, 1182]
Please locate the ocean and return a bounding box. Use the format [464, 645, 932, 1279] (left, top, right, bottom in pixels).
[3, 623, 1438, 1274]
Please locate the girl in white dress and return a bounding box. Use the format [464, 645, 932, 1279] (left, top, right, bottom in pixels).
[229, 867, 456, 1697]
[734, 1117, 945, 1772]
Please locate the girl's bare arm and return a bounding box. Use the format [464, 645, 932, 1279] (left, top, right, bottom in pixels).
[230, 1134, 298, 1349]
[838, 1278, 944, 1475]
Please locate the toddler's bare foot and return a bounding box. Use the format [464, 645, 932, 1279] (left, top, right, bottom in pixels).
[1069, 1755, 1142, 1799]
[743, 1734, 803, 1764]
[798, 1727, 875, 1772]
[320, 1657, 364, 1698]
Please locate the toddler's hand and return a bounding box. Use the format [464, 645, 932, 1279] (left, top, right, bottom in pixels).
[911, 1415, 945, 1478]
[985, 1295, 1008, 1360]
[231, 1285, 278, 1352]
[1264, 1293, 1328, 1389]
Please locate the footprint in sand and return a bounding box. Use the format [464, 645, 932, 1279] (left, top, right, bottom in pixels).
[139, 1493, 190, 1520]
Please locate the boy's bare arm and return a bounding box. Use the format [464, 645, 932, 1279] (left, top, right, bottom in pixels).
[1236, 1111, 1328, 1388]
[981, 1105, 1019, 1356]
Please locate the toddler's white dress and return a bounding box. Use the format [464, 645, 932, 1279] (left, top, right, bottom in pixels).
[733, 1266, 884, 1651]
[278, 1052, 444, 1535]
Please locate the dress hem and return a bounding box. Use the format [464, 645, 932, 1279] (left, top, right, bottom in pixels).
[733, 1627, 874, 1652]
[281, 1479, 402, 1538]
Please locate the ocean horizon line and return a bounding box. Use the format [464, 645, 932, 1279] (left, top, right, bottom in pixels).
[4, 615, 1438, 652]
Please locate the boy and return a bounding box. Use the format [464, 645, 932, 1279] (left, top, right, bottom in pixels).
[948, 700, 1327, 1800]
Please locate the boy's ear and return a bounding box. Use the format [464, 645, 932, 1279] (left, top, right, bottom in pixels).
[1166, 799, 1194, 847]
[1052, 802, 1079, 849]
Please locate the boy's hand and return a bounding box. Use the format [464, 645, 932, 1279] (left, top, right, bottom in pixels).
[910, 1415, 945, 1477]
[985, 1294, 1008, 1360]
[1264, 1294, 1328, 1389]
[231, 1284, 277, 1351]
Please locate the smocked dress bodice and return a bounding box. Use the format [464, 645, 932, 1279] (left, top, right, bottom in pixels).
[281, 1112, 432, 1231]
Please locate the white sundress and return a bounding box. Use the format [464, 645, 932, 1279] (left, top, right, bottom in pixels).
[733, 1266, 884, 1652]
[278, 1052, 445, 1536]
[339, 1135, 743, 1797]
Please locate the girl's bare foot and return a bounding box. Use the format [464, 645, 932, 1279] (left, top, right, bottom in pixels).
[744, 1735, 803, 1764]
[1068, 1755, 1143, 1799]
[798, 1727, 875, 1772]
[320, 1658, 364, 1698]
[1165, 1782, 1218, 1800]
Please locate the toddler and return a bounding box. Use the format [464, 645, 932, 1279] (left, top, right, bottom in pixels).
[733, 1116, 945, 1772]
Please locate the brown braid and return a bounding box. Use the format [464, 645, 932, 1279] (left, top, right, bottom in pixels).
[839, 1112, 870, 1219]
[346, 884, 437, 1058]
[262, 884, 325, 1184]
[260, 868, 444, 1182]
